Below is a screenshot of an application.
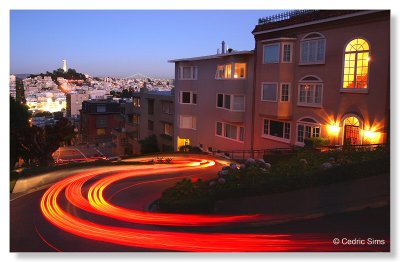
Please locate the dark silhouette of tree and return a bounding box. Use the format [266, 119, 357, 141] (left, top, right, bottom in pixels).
[10, 96, 76, 168]
[139, 135, 159, 154]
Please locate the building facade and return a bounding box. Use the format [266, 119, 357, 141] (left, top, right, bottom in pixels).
[80, 99, 122, 144]
[171, 10, 390, 153]
[252, 10, 390, 149]
[170, 50, 254, 152]
[112, 89, 175, 156]
[66, 92, 90, 117]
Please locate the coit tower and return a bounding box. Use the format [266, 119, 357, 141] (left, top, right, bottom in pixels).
[62, 59, 68, 72]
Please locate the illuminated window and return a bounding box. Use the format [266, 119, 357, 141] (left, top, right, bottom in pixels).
[298, 76, 323, 107]
[133, 97, 140, 108]
[215, 63, 246, 79]
[233, 63, 246, 78]
[300, 32, 326, 64]
[296, 118, 320, 143]
[96, 128, 106, 135]
[132, 114, 140, 125]
[342, 38, 370, 89]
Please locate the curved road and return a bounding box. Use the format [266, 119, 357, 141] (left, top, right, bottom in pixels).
[10, 155, 389, 252]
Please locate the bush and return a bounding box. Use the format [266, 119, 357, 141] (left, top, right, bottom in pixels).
[304, 137, 330, 148]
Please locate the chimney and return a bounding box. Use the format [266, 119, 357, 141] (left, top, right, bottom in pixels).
[221, 41, 226, 54]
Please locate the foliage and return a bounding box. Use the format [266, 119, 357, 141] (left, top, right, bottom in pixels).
[304, 137, 330, 148]
[178, 145, 202, 153]
[159, 148, 389, 213]
[33, 111, 53, 118]
[139, 135, 159, 154]
[28, 68, 86, 83]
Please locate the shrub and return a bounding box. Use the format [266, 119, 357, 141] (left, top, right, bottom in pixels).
[304, 137, 330, 148]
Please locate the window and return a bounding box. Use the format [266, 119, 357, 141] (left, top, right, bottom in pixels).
[96, 128, 106, 136]
[96, 116, 107, 128]
[148, 99, 154, 115]
[263, 119, 291, 141]
[233, 63, 246, 78]
[179, 66, 197, 80]
[233, 95, 245, 111]
[180, 115, 196, 130]
[342, 38, 370, 90]
[280, 83, 290, 102]
[133, 97, 140, 108]
[262, 83, 278, 102]
[300, 33, 326, 64]
[132, 114, 140, 125]
[161, 101, 173, 114]
[96, 105, 106, 113]
[263, 44, 280, 63]
[217, 94, 224, 108]
[180, 91, 197, 105]
[298, 76, 323, 107]
[215, 63, 246, 79]
[216, 93, 245, 112]
[163, 123, 173, 136]
[148, 120, 154, 131]
[282, 43, 293, 63]
[216, 122, 223, 136]
[224, 94, 231, 109]
[297, 118, 320, 143]
[216, 121, 244, 142]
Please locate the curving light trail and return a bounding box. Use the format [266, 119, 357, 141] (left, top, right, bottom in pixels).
[39, 156, 374, 251]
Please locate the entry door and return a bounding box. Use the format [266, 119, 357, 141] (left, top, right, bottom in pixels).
[344, 125, 360, 145]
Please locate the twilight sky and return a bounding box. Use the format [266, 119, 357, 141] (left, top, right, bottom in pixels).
[10, 10, 284, 78]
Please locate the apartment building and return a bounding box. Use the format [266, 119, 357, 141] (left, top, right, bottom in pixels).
[170, 47, 254, 152]
[80, 99, 121, 144]
[66, 92, 90, 117]
[112, 88, 175, 156]
[171, 10, 389, 153]
[252, 10, 390, 149]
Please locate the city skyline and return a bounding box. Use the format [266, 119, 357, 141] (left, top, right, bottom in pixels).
[10, 10, 284, 78]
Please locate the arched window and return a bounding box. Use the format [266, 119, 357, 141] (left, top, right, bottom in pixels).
[300, 32, 326, 64]
[342, 38, 370, 89]
[342, 115, 363, 145]
[296, 117, 321, 143]
[298, 75, 323, 107]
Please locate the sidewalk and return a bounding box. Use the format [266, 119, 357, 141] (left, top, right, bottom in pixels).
[214, 174, 389, 225]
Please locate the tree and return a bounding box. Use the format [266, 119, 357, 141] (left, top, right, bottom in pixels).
[139, 135, 159, 154]
[10, 96, 31, 169]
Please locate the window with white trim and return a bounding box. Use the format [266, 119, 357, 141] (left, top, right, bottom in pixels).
[178, 66, 197, 80]
[300, 33, 326, 64]
[342, 38, 370, 90]
[263, 119, 291, 141]
[298, 76, 323, 107]
[263, 44, 280, 63]
[216, 93, 245, 112]
[216, 121, 244, 142]
[262, 83, 278, 102]
[180, 115, 196, 130]
[296, 118, 320, 143]
[180, 91, 197, 105]
[282, 43, 293, 63]
[280, 83, 290, 102]
[215, 63, 246, 79]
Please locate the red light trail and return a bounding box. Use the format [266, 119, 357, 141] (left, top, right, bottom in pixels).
[39, 156, 386, 251]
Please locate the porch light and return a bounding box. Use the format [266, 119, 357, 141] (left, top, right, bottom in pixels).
[327, 124, 340, 135]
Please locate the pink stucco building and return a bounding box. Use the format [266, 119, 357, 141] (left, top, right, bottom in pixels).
[171, 10, 390, 153]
